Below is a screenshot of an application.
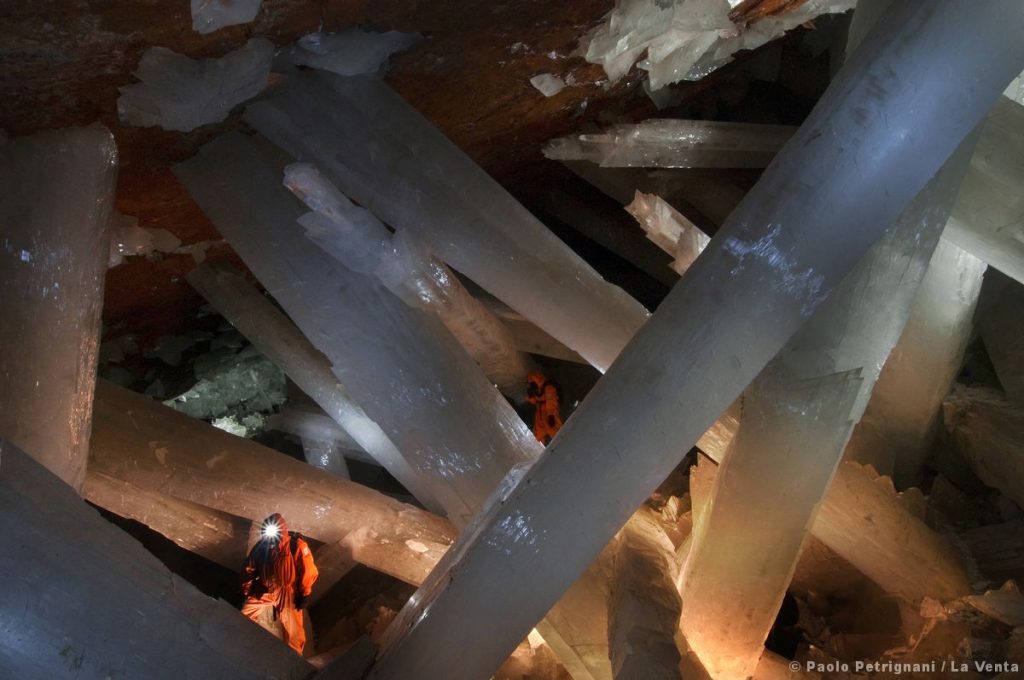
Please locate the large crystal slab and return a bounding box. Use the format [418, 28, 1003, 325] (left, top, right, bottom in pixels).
[176, 133, 541, 528]
[284, 163, 537, 400]
[0, 125, 117, 492]
[191, 0, 261, 33]
[585, 0, 854, 89]
[0, 439, 313, 680]
[187, 261, 442, 512]
[280, 29, 420, 76]
[544, 120, 796, 169]
[845, 238, 985, 485]
[944, 96, 1024, 285]
[369, 4, 1022, 678]
[244, 72, 650, 372]
[978, 270, 1024, 407]
[89, 380, 456, 586]
[943, 385, 1024, 511]
[118, 38, 273, 132]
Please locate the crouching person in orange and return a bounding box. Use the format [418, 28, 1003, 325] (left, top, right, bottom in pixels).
[240, 513, 319, 654]
[527, 371, 563, 445]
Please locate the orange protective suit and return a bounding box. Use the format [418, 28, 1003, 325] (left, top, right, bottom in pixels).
[527, 372, 563, 445]
[240, 513, 319, 654]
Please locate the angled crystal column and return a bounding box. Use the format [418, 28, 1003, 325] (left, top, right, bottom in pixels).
[175, 135, 542, 528]
[943, 385, 1024, 510]
[845, 239, 986, 485]
[89, 380, 457, 586]
[370, 4, 1023, 678]
[267, 405, 377, 466]
[0, 125, 117, 493]
[978, 270, 1024, 406]
[625, 192, 710, 274]
[244, 72, 650, 372]
[283, 163, 537, 400]
[544, 120, 797, 169]
[191, 0, 261, 33]
[680, 128, 979, 678]
[186, 261, 442, 512]
[0, 440, 314, 680]
[944, 96, 1024, 285]
[608, 510, 685, 680]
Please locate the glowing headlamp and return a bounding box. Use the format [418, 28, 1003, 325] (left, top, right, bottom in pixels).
[262, 521, 281, 539]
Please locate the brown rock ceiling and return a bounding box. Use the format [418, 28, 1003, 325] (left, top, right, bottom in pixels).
[1, 1, 827, 346]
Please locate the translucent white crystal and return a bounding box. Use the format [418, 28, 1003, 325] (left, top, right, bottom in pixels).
[244, 73, 650, 372]
[191, 0, 262, 34]
[281, 28, 420, 76]
[586, 0, 854, 90]
[530, 74, 566, 97]
[118, 38, 273, 132]
[544, 119, 796, 168]
[0, 125, 117, 492]
[108, 212, 183, 267]
[175, 133, 541, 527]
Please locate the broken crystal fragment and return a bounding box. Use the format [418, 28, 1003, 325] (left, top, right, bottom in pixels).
[544, 119, 796, 168]
[118, 38, 273, 132]
[0, 125, 117, 492]
[107, 212, 182, 267]
[978, 270, 1024, 407]
[281, 29, 421, 75]
[585, 0, 854, 89]
[244, 72, 649, 371]
[625, 191, 710, 274]
[530, 74, 566, 97]
[191, 0, 261, 33]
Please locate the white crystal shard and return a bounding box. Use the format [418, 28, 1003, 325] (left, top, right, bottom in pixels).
[370, 3, 1021, 677]
[186, 261, 442, 512]
[0, 125, 117, 492]
[175, 133, 541, 527]
[544, 119, 796, 168]
[191, 0, 262, 34]
[530, 74, 566, 97]
[845, 238, 985, 485]
[107, 212, 183, 267]
[1005, 69, 1024, 106]
[281, 29, 421, 75]
[586, 0, 854, 90]
[284, 162, 537, 399]
[118, 38, 273, 132]
[0, 439, 314, 680]
[244, 72, 649, 372]
[944, 96, 1024, 286]
[625, 191, 710, 274]
[89, 380, 457, 586]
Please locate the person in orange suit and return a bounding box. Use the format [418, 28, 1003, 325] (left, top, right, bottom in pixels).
[527, 371, 563, 445]
[240, 513, 319, 654]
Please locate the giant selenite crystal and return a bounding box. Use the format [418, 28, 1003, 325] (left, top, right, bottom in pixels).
[544, 119, 796, 169]
[280, 29, 421, 76]
[625, 192, 710, 274]
[0, 125, 117, 492]
[187, 261, 443, 513]
[978, 271, 1024, 407]
[284, 163, 537, 400]
[368, 3, 1023, 678]
[118, 38, 273, 132]
[0, 439, 313, 680]
[89, 380, 456, 586]
[244, 72, 649, 372]
[845, 238, 986, 485]
[175, 133, 541, 527]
